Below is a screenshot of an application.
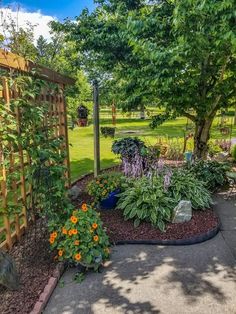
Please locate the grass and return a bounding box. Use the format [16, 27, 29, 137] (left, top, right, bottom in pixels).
[69, 113, 236, 181]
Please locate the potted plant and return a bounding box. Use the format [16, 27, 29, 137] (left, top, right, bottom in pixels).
[101, 127, 116, 138]
[77, 105, 89, 127]
[87, 173, 124, 210]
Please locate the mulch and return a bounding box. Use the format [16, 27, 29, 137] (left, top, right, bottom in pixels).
[99, 208, 219, 243]
[0, 221, 56, 314]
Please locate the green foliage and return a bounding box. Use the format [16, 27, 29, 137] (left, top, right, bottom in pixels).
[61, 0, 236, 158]
[169, 169, 212, 209]
[49, 204, 110, 270]
[231, 145, 236, 161]
[87, 173, 124, 204]
[186, 160, 231, 191]
[112, 137, 146, 159]
[101, 127, 116, 138]
[117, 176, 176, 231]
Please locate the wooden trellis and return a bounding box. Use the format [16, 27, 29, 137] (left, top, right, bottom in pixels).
[0, 49, 74, 250]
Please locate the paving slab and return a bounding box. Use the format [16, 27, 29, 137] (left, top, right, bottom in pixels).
[44, 233, 236, 314]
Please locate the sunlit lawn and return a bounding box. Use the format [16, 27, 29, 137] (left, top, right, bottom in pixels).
[69, 113, 236, 181]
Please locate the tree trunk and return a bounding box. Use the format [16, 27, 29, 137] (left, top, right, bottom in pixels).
[194, 118, 213, 159]
[234, 103, 236, 126]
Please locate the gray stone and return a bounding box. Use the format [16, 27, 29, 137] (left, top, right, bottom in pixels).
[68, 185, 82, 200]
[172, 200, 192, 223]
[0, 250, 19, 290]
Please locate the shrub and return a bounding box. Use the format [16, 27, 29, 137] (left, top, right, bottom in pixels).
[101, 127, 115, 138]
[112, 137, 146, 159]
[186, 160, 230, 191]
[169, 169, 212, 209]
[117, 176, 177, 231]
[49, 203, 110, 270]
[87, 173, 124, 204]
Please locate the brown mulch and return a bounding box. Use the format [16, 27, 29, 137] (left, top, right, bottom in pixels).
[0, 221, 56, 314]
[100, 208, 219, 243]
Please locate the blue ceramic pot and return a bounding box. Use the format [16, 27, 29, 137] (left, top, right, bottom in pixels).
[100, 189, 120, 210]
[184, 151, 193, 162]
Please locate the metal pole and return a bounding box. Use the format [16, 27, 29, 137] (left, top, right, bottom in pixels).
[93, 80, 100, 177]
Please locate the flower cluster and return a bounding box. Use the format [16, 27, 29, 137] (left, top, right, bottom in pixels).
[87, 173, 123, 204]
[49, 203, 110, 270]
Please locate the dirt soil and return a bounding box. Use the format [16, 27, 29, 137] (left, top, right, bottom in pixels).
[0, 221, 56, 314]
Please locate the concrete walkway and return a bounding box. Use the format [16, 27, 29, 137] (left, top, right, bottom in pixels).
[44, 194, 236, 314]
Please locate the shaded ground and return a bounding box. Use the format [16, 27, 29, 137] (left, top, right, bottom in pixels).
[0, 221, 56, 314]
[44, 193, 236, 314]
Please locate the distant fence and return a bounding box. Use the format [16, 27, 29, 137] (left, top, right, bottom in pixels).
[0, 49, 74, 250]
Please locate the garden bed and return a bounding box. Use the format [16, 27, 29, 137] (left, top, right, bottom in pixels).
[0, 221, 56, 314]
[100, 208, 219, 244]
[74, 168, 220, 245]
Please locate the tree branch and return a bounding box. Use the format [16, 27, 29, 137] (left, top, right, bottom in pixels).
[182, 111, 196, 122]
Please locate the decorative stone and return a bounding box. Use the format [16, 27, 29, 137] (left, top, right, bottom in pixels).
[0, 250, 19, 290]
[68, 185, 82, 200]
[172, 200, 192, 223]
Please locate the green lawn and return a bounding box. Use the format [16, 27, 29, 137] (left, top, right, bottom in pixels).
[69, 114, 236, 181]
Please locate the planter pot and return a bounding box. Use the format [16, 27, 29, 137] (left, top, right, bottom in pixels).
[100, 189, 120, 210]
[184, 151, 193, 162]
[78, 118, 88, 127]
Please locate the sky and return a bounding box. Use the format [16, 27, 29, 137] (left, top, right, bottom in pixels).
[0, 0, 96, 41]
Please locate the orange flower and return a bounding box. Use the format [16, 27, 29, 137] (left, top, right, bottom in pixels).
[49, 237, 55, 244]
[70, 216, 78, 224]
[92, 223, 98, 229]
[72, 229, 78, 235]
[96, 181, 100, 184]
[62, 228, 67, 235]
[50, 232, 57, 239]
[93, 235, 99, 242]
[58, 250, 64, 257]
[99, 184, 104, 188]
[74, 240, 80, 246]
[68, 230, 73, 236]
[81, 203, 88, 212]
[75, 253, 81, 261]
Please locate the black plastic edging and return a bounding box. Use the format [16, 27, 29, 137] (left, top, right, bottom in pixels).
[113, 222, 220, 246]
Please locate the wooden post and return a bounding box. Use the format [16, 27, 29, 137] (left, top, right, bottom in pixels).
[93, 80, 100, 177]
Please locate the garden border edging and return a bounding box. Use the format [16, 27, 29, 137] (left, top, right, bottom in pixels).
[30, 262, 65, 314]
[114, 222, 220, 246]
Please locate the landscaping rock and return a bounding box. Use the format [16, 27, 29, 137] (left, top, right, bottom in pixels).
[69, 185, 82, 200]
[0, 250, 19, 290]
[172, 200, 192, 223]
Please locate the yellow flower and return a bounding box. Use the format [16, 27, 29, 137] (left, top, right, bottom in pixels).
[93, 235, 99, 242]
[75, 253, 81, 261]
[99, 184, 104, 188]
[70, 216, 78, 224]
[81, 203, 88, 212]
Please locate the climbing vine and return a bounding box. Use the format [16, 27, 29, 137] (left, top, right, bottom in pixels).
[0, 71, 72, 229]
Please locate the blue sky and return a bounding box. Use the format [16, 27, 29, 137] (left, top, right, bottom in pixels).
[3, 0, 95, 19]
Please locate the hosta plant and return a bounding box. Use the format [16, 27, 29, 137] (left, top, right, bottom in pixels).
[117, 176, 177, 231]
[49, 203, 110, 270]
[87, 172, 124, 204]
[186, 160, 230, 191]
[169, 169, 212, 209]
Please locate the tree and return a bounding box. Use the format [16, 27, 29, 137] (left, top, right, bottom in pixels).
[58, 0, 236, 158]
